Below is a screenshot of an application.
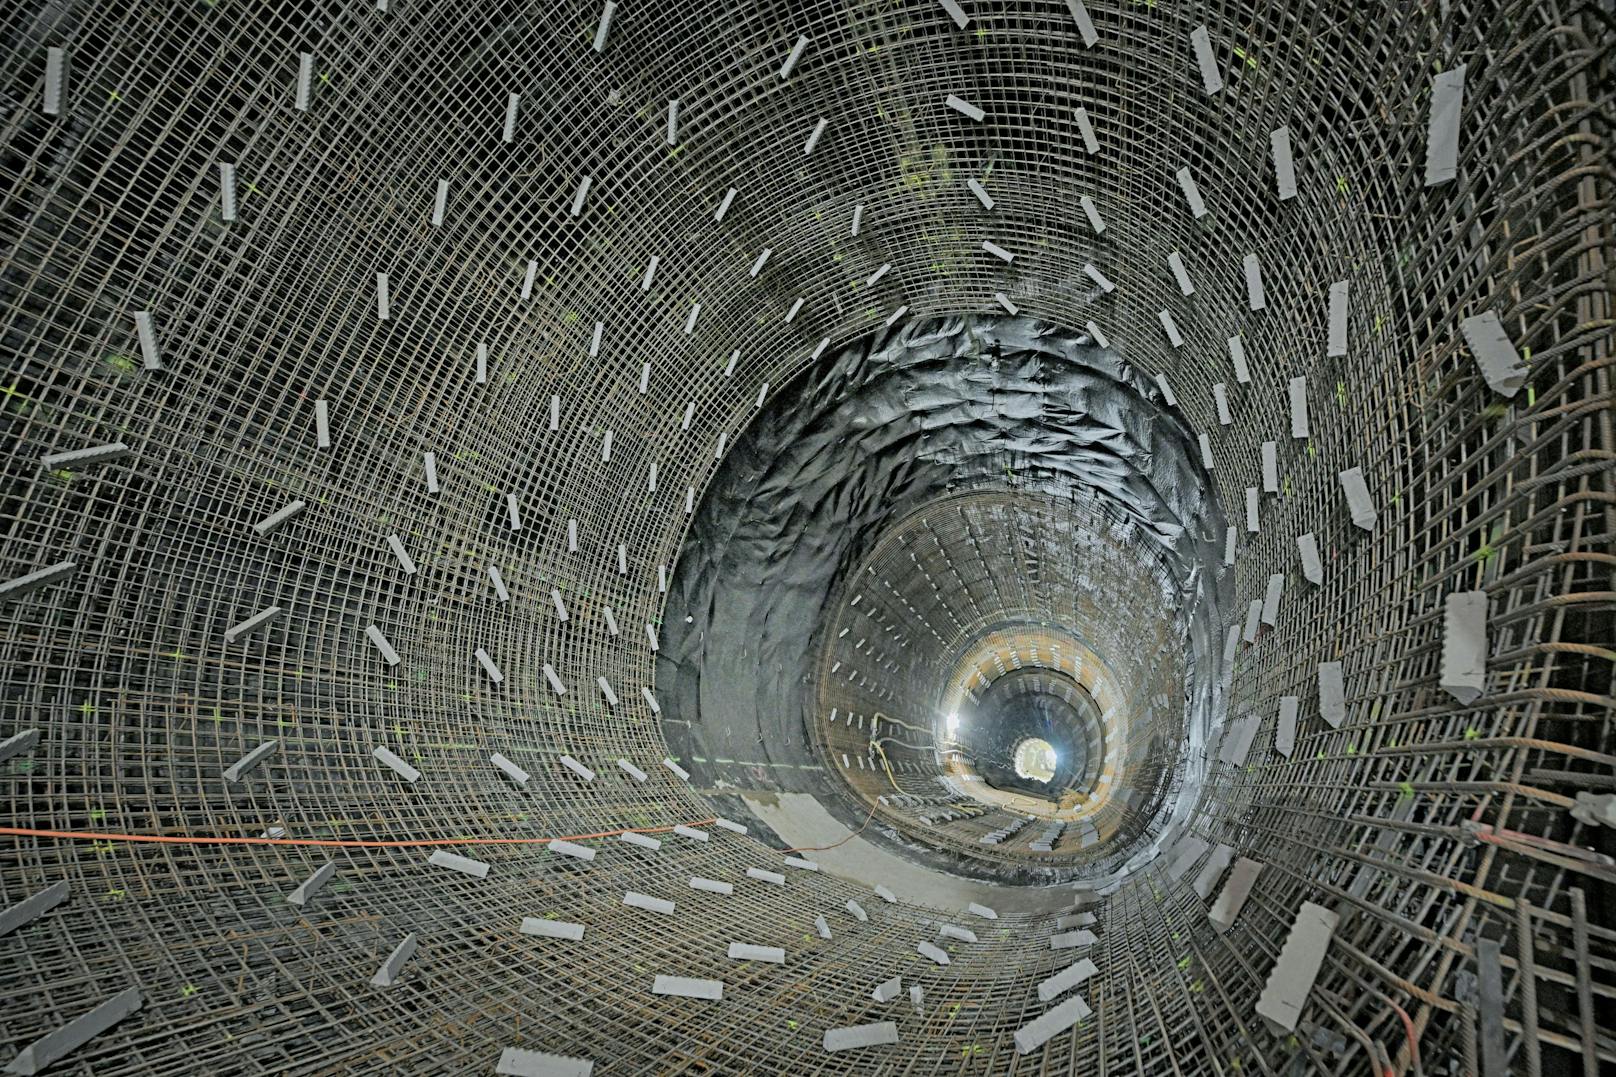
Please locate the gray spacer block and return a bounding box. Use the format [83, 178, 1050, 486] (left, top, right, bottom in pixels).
[1209, 857, 1264, 932]
[252, 500, 307, 536]
[1440, 590, 1488, 704]
[1270, 126, 1296, 200]
[845, 900, 868, 922]
[1037, 957, 1099, 1003]
[1460, 310, 1527, 397]
[1261, 573, 1284, 626]
[783, 856, 819, 871]
[4, 986, 142, 1076]
[871, 976, 901, 1002]
[672, 825, 708, 842]
[224, 605, 284, 643]
[910, 984, 924, 1014]
[746, 867, 785, 886]
[1424, 65, 1466, 187]
[286, 861, 336, 907]
[1275, 696, 1299, 758]
[1288, 376, 1310, 438]
[1192, 844, 1235, 900]
[223, 740, 279, 784]
[917, 941, 951, 966]
[815, 915, 831, 939]
[0, 880, 69, 938]
[520, 917, 586, 941]
[495, 1046, 594, 1077]
[1327, 280, 1350, 357]
[1256, 901, 1340, 1031]
[1339, 466, 1377, 531]
[727, 943, 785, 964]
[662, 757, 690, 781]
[428, 851, 488, 878]
[823, 1021, 899, 1053]
[1189, 25, 1221, 94]
[1054, 912, 1095, 930]
[1, 563, 77, 603]
[1241, 256, 1265, 313]
[873, 884, 896, 903]
[713, 817, 746, 834]
[1051, 929, 1098, 950]
[651, 975, 722, 1000]
[41, 442, 131, 470]
[689, 877, 733, 896]
[0, 728, 43, 765]
[939, 924, 977, 943]
[615, 758, 647, 782]
[1318, 662, 1347, 728]
[967, 902, 998, 920]
[1219, 716, 1260, 766]
[1014, 993, 1092, 1054]
[370, 933, 418, 988]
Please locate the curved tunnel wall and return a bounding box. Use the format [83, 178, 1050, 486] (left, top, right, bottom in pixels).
[0, 1, 1612, 1075]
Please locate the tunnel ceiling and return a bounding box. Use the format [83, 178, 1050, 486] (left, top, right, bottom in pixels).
[1, 2, 1612, 1076]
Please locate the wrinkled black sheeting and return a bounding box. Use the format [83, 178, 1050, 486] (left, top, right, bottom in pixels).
[659, 315, 1229, 883]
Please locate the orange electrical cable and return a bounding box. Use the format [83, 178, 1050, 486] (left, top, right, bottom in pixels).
[0, 820, 717, 850]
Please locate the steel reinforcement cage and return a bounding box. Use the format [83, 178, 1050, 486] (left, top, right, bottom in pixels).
[0, 1, 1611, 1075]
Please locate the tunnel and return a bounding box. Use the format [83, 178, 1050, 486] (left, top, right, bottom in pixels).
[0, 1, 1612, 1075]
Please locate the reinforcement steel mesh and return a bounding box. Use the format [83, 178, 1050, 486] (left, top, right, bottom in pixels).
[0, 1, 1611, 1075]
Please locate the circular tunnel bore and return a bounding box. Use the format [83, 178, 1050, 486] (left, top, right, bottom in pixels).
[0, 2, 1611, 1075]
[662, 317, 1221, 885]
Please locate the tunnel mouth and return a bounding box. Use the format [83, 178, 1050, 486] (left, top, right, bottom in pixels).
[1011, 738, 1056, 784]
[661, 314, 1229, 885]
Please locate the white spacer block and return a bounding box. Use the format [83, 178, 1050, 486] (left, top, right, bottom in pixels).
[728, 943, 785, 964]
[366, 625, 401, 666]
[651, 976, 723, 1001]
[623, 891, 674, 915]
[945, 94, 985, 122]
[386, 534, 416, 574]
[373, 746, 421, 783]
[429, 850, 489, 878]
[559, 755, 595, 782]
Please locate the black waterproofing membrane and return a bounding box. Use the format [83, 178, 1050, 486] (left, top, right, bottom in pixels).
[660, 315, 1232, 884]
